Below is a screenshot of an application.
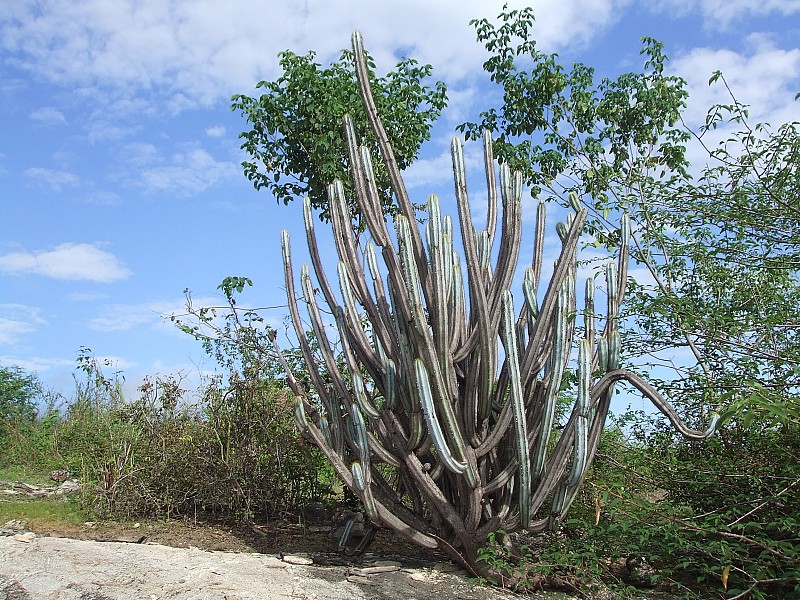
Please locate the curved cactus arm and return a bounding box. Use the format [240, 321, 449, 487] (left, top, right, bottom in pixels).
[606, 261, 619, 333]
[336, 262, 384, 373]
[523, 267, 540, 320]
[350, 403, 370, 461]
[300, 264, 355, 407]
[306, 423, 439, 549]
[594, 369, 719, 440]
[328, 184, 402, 372]
[426, 194, 453, 366]
[351, 371, 381, 420]
[302, 196, 340, 313]
[364, 241, 399, 355]
[351, 31, 431, 299]
[490, 166, 523, 319]
[341, 114, 390, 247]
[531, 200, 546, 296]
[500, 291, 532, 527]
[328, 181, 370, 303]
[414, 358, 467, 476]
[281, 231, 339, 413]
[449, 251, 468, 354]
[584, 277, 596, 346]
[452, 137, 494, 422]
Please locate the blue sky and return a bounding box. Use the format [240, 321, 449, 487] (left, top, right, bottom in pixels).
[1, 0, 799, 403]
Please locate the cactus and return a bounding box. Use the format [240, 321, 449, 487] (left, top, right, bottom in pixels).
[272, 30, 718, 577]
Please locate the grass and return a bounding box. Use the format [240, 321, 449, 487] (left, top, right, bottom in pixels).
[0, 497, 87, 530]
[0, 465, 54, 485]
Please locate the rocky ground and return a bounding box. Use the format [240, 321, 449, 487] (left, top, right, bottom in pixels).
[0, 518, 568, 600]
[0, 480, 567, 600]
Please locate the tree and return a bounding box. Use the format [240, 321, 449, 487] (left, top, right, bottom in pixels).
[0, 365, 41, 455]
[459, 7, 800, 428]
[457, 9, 799, 595]
[232, 47, 447, 222]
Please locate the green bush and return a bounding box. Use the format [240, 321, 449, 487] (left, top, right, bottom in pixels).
[1, 355, 333, 523]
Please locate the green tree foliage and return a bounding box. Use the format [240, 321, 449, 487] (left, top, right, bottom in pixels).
[459, 7, 799, 427]
[232, 48, 447, 221]
[0, 366, 41, 455]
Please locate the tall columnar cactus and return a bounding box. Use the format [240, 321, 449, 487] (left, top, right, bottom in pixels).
[275, 31, 718, 574]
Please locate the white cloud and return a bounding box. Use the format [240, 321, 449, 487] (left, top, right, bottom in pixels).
[0, 243, 132, 282]
[139, 147, 239, 195]
[667, 37, 800, 167]
[0, 0, 630, 115]
[23, 167, 80, 191]
[89, 297, 220, 334]
[205, 125, 226, 138]
[672, 37, 800, 127]
[29, 106, 67, 125]
[0, 355, 74, 373]
[0, 304, 46, 345]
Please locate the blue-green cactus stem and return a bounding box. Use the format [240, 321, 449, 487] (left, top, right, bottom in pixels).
[501, 291, 532, 528]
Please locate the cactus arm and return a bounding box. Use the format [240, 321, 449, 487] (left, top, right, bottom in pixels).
[452, 137, 494, 423]
[482, 130, 498, 244]
[281, 231, 339, 414]
[302, 196, 340, 312]
[594, 369, 719, 440]
[532, 200, 546, 295]
[342, 114, 390, 247]
[336, 262, 384, 374]
[426, 195, 453, 369]
[501, 291, 532, 527]
[414, 358, 467, 475]
[567, 339, 591, 487]
[520, 209, 587, 382]
[490, 166, 523, 320]
[532, 279, 572, 479]
[351, 31, 431, 300]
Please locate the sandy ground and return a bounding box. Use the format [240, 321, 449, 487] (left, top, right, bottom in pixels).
[0, 533, 543, 600]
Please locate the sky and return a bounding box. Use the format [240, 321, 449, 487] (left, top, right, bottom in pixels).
[1, 0, 799, 406]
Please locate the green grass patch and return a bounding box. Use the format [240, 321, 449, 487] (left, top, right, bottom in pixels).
[0, 497, 86, 529]
[0, 465, 54, 485]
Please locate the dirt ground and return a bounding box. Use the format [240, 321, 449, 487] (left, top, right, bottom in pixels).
[0, 517, 568, 600]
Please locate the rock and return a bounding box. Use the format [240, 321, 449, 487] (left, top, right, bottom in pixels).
[282, 554, 314, 565]
[348, 565, 401, 576]
[54, 479, 80, 495]
[346, 575, 374, 585]
[13, 532, 36, 543]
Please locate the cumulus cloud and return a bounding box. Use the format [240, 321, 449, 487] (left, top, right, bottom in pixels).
[671, 37, 800, 127]
[0, 0, 630, 114]
[139, 147, 239, 195]
[0, 243, 132, 282]
[666, 37, 800, 167]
